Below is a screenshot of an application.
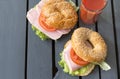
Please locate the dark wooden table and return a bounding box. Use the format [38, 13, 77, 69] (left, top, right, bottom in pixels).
[0, 0, 120, 79]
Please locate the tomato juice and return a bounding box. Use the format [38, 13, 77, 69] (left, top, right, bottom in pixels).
[80, 0, 107, 24]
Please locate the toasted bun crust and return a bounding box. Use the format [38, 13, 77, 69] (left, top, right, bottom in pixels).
[41, 0, 78, 30]
[71, 27, 107, 62]
[44, 0, 65, 3]
[64, 40, 71, 48]
[64, 40, 95, 76]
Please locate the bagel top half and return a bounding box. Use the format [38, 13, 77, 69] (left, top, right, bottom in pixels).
[41, 0, 78, 30]
[71, 27, 107, 62]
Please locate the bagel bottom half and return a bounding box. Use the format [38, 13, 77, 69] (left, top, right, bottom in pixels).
[59, 40, 95, 76]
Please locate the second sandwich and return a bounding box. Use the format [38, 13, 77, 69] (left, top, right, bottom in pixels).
[59, 27, 111, 76]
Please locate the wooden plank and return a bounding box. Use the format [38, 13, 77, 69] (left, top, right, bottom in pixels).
[27, 0, 52, 79]
[78, 0, 100, 79]
[97, 0, 118, 79]
[54, 30, 79, 79]
[54, 70, 79, 79]
[54, 0, 79, 79]
[113, 0, 120, 78]
[0, 0, 26, 79]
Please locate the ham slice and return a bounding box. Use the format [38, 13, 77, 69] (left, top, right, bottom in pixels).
[26, 0, 70, 40]
[63, 42, 81, 72]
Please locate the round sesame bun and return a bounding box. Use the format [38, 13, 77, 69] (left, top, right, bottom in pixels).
[64, 40, 95, 76]
[71, 27, 107, 62]
[41, 0, 78, 30]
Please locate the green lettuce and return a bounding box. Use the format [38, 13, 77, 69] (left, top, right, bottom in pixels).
[68, 0, 79, 11]
[93, 61, 111, 71]
[58, 52, 111, 76]
[58, 52, 94, 76]
[31, 25, 49, 40]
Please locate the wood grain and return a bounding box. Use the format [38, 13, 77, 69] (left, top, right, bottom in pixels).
[27, 0, 52, 79]
[0, 0, 26, 79]
[113, 0, 120, 78]
[97, 0, 118, 79]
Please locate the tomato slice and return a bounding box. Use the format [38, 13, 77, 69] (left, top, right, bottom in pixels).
[70, 48, 89, 66]
[39, 13, 56, 31]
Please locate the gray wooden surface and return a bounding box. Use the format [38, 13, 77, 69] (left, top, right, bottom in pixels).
[27, 0, 52, 79]
[0, 0, 120, 79]
[0, 0, 26, 79]
[98, 0, 118, 79]
[113, 0, 120, 78]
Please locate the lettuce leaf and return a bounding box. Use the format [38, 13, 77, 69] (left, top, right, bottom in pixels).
[58, 52, 111, 76]
[58, 52, 94, 76]
[31, 25, 49, 40]
[94, 61, 111, 71]
[68, 0, 79, 11]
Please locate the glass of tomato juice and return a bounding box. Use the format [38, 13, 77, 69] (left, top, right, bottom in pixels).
[80, 0, 108, 24]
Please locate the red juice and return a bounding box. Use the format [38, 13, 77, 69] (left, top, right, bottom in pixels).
[80, 0, 107, 24]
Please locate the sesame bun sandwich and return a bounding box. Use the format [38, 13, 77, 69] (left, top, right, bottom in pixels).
[59, 27, 111, 76]
[27, 0, 79, 40]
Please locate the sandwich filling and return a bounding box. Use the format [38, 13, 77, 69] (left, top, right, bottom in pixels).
[59, 41, 111, 76]
[59, 41, 94, 76]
